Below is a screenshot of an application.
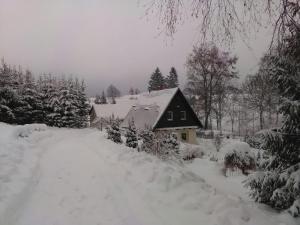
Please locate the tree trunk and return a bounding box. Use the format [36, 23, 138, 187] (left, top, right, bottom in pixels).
[259, 110, 264, 130]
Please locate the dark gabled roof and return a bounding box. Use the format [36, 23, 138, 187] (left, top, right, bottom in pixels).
[153, 88, 203, 130]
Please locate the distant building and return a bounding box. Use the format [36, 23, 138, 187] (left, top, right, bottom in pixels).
[90, 88, 203, 144]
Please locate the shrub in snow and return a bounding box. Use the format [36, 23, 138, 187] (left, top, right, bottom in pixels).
[180, 144, 203, 161]
[245, 34, 300, 216]
[223, 142, 255, 176]
[125, 122, 138, 148]
[106, 121, 122, 144]
[14, 124, 47, 138]
[158, 132, 180, 161]
[139, 131, 180, 161]
[139, 129, 155, 153]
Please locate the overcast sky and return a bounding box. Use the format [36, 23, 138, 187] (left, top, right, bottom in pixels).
[0, 0, 273, 96]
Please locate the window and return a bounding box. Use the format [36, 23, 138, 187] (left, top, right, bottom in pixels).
[167, 111, 173, 121]
[180, 111, 186, 120]
[181, 132, 187, 141]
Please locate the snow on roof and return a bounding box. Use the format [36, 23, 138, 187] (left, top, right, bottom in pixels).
[91, 88, 178, 121]
[121, 104, 160, 130]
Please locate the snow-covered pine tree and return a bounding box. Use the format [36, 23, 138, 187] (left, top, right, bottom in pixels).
[158, 132, 180, 160]
[0, 60, 25, 124]
[125, 120, 138, 148]
[166, 67, 179, 88]
[16, 70, 40, 124]
[94, 94, 101, 104]
[44, 75, 62, 127]
[59, 77, 79, 128]
[76, 79, 90, 128]
[246, 32, 300, 217]
[0, 87, 18, 123]
[0, 59, 14, 88]
[148, 67, 165, 91]
[106, 120, 122, 144]
[139, 128, 155, 153]
[100, 91, 107, 104]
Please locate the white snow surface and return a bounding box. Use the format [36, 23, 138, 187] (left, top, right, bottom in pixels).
[92, 88, 178, 121]
[0, 123, 298, 225]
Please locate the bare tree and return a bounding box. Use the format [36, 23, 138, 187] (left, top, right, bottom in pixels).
[107, 84, 121, 98]
[224, 86, 241, 135]
[242, 70, 278, 130]
[185, 44, 237, 129]
[146, 0, 300, 46]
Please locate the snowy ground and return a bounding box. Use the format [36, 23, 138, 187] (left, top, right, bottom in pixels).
[0, 123, 298, 225]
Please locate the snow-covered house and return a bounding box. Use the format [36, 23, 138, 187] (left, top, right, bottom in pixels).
[90, 88, 203, 144]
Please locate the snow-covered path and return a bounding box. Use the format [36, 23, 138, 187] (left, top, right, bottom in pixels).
[0, 124, 298, 225]
[15, 130, 160, 225]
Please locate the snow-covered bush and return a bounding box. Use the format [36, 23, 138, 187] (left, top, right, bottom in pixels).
[246, 163, 300, 216]
[180, 144, 203, 161]
[106, 121, 122, 144]
[158, 132, 180, 161]
[125, 122, 138, 148]
[14, 124, 47, 138]
[139, 129, 155, 153]
[223, 142, 255, 175]
[139, 130, 180, 161]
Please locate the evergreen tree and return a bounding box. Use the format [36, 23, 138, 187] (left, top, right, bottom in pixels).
[107, 84, 121, 98]
[159, 133, 180, 160]
[125, 121, 138, 148]
[0, 60, 24, 124]
[106, 120, 122, 144]
[59, 77, 79, 128]
[246, 33, 300, 217]
[166, 67, 179, 88]
[129, 87, 134, 95]
[76, 79, 90, 128]
[17, 70, 43, 124]
[0, 59, 13, 88]
[148, 67, 165, 91]
[0, 87, 18, 123]
[0, 59, 90, 128]
[94, 94, 101, 104]
[139, 129, 155, 153]
[44, 76, 62, 127]
[100, 91, 107, 104]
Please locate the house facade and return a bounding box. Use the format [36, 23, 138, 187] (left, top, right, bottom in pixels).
[90, 88, 202, 144]
[121, 88, 203, 144]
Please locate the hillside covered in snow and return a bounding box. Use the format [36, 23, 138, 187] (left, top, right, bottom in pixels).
[0, 123, 298, 225]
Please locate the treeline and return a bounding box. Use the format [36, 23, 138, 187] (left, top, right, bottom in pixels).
[0, 59, 90, 128]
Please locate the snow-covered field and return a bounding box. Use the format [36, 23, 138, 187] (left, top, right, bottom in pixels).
[0, 123, 298, 225]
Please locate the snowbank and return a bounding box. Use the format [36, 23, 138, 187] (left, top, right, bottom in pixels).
[13, 124, 47, 138]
